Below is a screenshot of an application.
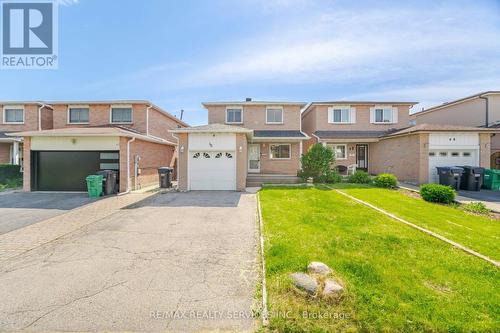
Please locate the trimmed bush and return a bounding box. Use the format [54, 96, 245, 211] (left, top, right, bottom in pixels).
[299, 144, 335, 182]
[0, 164, 21, 183]
[321, 171, 343, 184]
[420, 183, 456, 204]
[373, 173, 397, 188]
[461, 202, 489, 215]
[347, 170, 371, 184]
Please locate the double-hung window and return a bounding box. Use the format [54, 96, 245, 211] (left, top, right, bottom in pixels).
[226, 107, 242, 124]
[329, 106, 353, 124]
[3, 106, 24, 124]
[68, 106, 89, 124]
[111, 106, 133, 123]
[327, 144, 347, 160]
[266, 107, 283, 124]
[269, 144, 291, 159]
[374, 108, 393, 123]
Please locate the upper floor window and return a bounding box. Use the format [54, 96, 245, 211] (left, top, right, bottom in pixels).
[68, 106, 89, 124]
[111, 106, 133, 123]
[371, 106, 397, 124]
[266, 107, 283, 124]
[328, 106, 355, 124]
[3, 106, 24, 124]
[226, 107, 242, 124]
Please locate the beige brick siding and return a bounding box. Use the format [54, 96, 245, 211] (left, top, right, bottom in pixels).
[236, 133, 248, 191]
[480, 133, 491, 169]
[206, 105, 302, 130]
[0, 104, 40, 132]
[301, 105, 317, 152]
[177, 133, 188, 191]
[0, 143, 10, 163]
[40, 106, 53, 130]
[257, 142, 300, 175]
[23, 137, 31, 191]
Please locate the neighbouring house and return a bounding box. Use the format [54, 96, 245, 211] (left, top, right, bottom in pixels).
[412, 91, 500, 169]
[301, 101, 497, 184]
[170, 99, 309, 191]
[7, 101, 188, 193]
[0, 102, 53, 167]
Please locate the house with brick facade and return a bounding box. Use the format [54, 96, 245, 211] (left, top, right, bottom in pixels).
[5, 101, 188, 193]
[411, 91, 500, 169]
[302, 101, 497, 184]
[170, 99, 309, 191]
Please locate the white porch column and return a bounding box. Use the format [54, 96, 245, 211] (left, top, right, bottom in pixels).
[12, 141, 20, 165]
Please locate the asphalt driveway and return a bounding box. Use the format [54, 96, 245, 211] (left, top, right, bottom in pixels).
[0, 192, 96, 234]
[0, 191, 258, 332]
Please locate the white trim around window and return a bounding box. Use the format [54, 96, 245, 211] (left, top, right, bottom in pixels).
[370, 105, 398, 124]
[67, 105, 90, 124]
[269, 143, 291, 160]
[266, 106, 284, 124]
[225, 106, 243, 124]
[2, 105, 25, 124]
[328, 106, 356, 124]
[326, 143, 347, 160]
[109, 104, 133, 124]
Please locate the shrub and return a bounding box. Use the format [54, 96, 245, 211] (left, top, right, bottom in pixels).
[347, 170, 371, 184]
[321, 171, 343, 184]
[299, 144, 335, 182]
[0, 164, 21, 183]
[373, 173, 397, 188]
[420, 183, 456, 204]
[461, 202, 489, 215]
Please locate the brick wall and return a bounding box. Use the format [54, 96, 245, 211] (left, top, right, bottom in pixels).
[258, 142, 300, 175]
[236, 133, 247, 191]
[177, 133, 188, 191]
[0, 104, 40, 132]
[0, 143, 10, 163]
[22, 137, 31, 191]
[480, 133, 491, 169]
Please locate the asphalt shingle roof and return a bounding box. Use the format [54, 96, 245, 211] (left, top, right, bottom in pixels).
[253, 130, 306, 138]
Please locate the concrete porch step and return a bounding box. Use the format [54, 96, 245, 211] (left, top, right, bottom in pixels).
[246, 174, 302, 186]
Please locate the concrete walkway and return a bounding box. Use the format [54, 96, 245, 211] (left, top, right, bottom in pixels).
[0, 191, 258, 332]
[399, 183, 500, 212]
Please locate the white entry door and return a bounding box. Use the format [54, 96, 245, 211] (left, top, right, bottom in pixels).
[189, 151, 236, 190]
[248, 144, 260, 173]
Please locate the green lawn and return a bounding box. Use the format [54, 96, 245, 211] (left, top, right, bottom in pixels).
[259, 187, 500, 332]
[329, 183, 500, 261]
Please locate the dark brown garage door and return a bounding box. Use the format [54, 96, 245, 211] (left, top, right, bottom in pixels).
[31, 151, 119, 191]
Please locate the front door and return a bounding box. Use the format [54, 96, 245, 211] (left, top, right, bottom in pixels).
[356, 144, 368, 171]
[248, 144, 260, 173]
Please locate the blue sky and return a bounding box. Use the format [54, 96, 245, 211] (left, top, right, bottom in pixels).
[1, 0, 500, 125]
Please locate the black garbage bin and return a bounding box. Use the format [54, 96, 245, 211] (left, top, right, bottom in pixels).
[158, 167, 173, 188]
[436, 166, 464, 190]
[459, 166, 484, 191]
[97, 170, 118, 195]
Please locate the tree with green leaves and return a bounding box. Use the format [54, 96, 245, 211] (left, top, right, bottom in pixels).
[298, 143, 337, 182]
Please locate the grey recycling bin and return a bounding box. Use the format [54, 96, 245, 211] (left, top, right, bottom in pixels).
[436, 166, 463, 190]
[97, 170, 118, 195]
[459, 166, 484, 191]
[158, 167, 173, 188]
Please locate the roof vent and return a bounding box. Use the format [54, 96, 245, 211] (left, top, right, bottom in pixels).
[245, 97, 252, 102]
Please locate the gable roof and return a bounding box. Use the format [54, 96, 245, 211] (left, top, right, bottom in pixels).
[413, 91, 500, 117]
[202, 101, 306, 107]
[384, 123, 500, 138]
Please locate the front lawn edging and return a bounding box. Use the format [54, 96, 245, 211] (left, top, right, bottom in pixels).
[330, 186, 500, 268]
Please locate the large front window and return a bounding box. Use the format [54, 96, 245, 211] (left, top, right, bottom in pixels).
[269, 144, 291, 159]
[266, 107, 283, 124]
[111, 107, 133, 123]
[3, 107, 24, 123]
[374, 108, 393, 123]
[327, 144, 347, 160]
[226, 107, 242, 123]
[68, 107, 89, 123]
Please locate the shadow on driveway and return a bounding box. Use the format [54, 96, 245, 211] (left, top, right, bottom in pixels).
[126, 191, 242, 208]
[0, 192, 97, 234]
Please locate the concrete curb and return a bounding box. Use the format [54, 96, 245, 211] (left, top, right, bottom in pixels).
[331, 187, 499, 268]
[256, 191, 270, 327]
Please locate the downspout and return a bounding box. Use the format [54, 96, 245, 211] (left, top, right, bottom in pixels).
[37, 103, 47, 131]
[146, 104, 153, 136]
[479, 95, 489, 127]
[118, 136, 136, 195]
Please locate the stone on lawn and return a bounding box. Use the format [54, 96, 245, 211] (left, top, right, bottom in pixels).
[290, 272, 318, 295]
[322, 278, 344, 297]
[307, 261, 331, 275]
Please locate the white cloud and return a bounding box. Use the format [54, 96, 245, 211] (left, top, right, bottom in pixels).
[57, 0, 79, 6]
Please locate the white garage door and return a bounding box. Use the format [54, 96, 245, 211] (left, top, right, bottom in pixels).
[189, 151, 236, 190]
[428, 149, 478, 183]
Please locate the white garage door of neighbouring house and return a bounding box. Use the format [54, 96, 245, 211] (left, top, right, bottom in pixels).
[189, 151, 236, 190]
[427, 133, 480, 183]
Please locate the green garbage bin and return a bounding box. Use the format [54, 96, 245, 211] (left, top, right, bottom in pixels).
[86, 175, 104, 198]
[483, 169, 500, 190]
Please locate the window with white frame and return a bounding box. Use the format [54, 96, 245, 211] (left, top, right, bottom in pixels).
[68, 107, 89, 123]
[111, 106, 132, 123]
[226, 107, 242, 123]
[269, 144, 291, 159]
[328, 106, 353, 123]
[3, 106, 24, 123]
[374, 107, 393, 123]
[327, 144, 347, 159]
[266, 107, 283, 124]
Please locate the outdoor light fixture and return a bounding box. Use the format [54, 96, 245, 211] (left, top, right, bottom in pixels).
[180, 146, 184, 153]
[239, 146, 243, 152]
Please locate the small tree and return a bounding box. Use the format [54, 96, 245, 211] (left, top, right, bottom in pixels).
[298, 143, 335, 182]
